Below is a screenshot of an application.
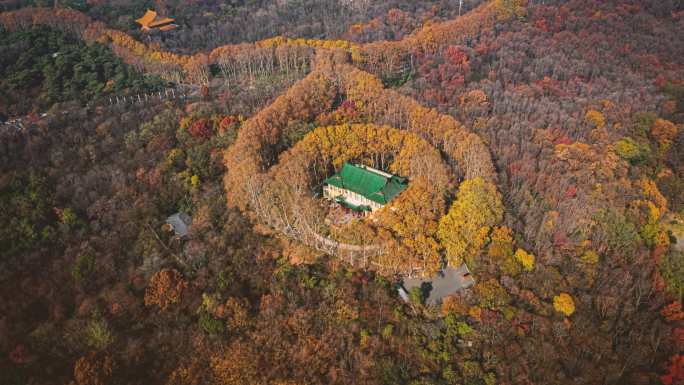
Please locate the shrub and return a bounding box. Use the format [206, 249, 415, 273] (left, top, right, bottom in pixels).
[660, 251, 683, 299]
[581, 250, 599, 265]
[456, 321, 473, 336]
[613, 137, 651, 164]
[360, 329, 370, 347]
[381, 324, 394, 339]
[632, 112, 657, 137]
[409, 286, 426, 305]
[86, 318, 113, 350]
[72, 254, 95, 283]
[198, 311, 225, 334]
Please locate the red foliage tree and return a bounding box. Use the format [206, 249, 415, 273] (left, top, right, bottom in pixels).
[9, 344, 33, 364]
[188, 118, 213, 140]
[674, 328, 684, 350]
[661, 355, 684, 385]
[662, 301, 684, 322]
[218, 116, 238, 134]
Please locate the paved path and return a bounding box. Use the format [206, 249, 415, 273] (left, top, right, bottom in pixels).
[402, 263, 475, 305]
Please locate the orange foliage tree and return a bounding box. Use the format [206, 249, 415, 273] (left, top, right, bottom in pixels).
[650, 118, 678, 149]
[144, 268, 188, 311]
[210, 343, 260, 385]
[73, 352, 115, 385]
[223, 71, 337, 211]
[356, 1, 498, 77]
[373, 178, 446, 275]
[661, 301, 684, 322]
[334, 63, 497, 182]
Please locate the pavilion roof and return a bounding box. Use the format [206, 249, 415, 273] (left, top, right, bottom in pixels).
[136, 10, 176, 29]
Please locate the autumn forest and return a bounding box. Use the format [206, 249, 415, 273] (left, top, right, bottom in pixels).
[0, 0, 683, 384]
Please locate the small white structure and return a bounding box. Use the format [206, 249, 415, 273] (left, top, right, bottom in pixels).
[166, 212, 192, 237]
[397, 286, 410, 302]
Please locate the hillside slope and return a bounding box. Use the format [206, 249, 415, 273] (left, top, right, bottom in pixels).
[0, 1, 682, 385]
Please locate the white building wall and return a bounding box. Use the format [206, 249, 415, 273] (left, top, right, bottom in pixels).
[323, 185, 384, 212]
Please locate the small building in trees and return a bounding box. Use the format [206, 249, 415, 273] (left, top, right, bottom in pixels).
[136, 10, 178, 32]
[323, 163, 408, 215]
[165, 212, 192, 238]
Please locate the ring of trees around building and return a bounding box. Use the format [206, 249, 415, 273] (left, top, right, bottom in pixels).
[223, 55, 503, 277]
[272, 123, 452, 275]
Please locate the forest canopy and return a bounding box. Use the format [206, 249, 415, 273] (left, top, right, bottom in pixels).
[0, 25, 163, 116]
[1, 1, 683, 385]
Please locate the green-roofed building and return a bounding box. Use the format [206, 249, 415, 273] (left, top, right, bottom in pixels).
[323, 163, 408, 215]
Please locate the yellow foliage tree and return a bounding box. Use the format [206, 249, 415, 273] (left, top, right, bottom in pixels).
[475, 279, 511, 310]
[376, 181, 445, 275]
[289, 123, 451, 190]
[630, 179, 669, 249]
[494, 0, 528, 20]
[553, 293, 576, 316]
[488, 226, 525, 275]
[581, 250, 599, 265]
[639, 177, 668, 213]
[514, 248, 535, 271]
[487, 226, 514, 259]
[585, 110, 606, 129]
[438, 178, 504, 266]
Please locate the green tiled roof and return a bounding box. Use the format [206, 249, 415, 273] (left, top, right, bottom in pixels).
[324, 163, 408, 205]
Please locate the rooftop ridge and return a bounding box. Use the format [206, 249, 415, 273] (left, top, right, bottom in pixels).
[352, 163, 394, 178]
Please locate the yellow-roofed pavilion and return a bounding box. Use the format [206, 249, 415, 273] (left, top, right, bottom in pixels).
[136, 10, 177, 32]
